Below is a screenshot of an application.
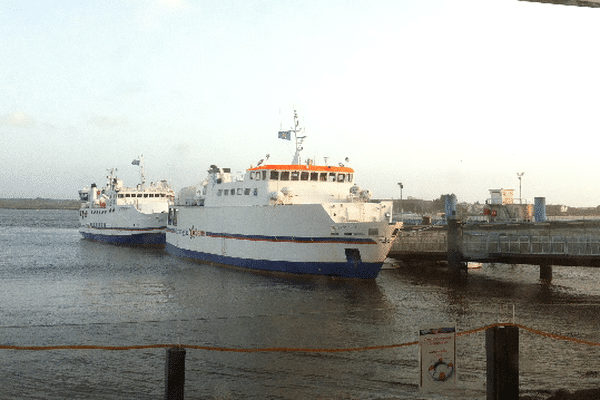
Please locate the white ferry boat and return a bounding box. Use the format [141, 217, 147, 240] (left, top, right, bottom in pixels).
[166, 113, 401, 278]
[78, 156, 174, 246]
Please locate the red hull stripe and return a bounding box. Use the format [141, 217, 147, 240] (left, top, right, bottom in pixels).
[169, 229, 377, 245]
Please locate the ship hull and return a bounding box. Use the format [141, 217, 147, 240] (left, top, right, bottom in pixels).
[79, 228, 166, 246]
[165, 242, 383, 278]
[79, 205, 168, 246]
[166, 204, 396, 279]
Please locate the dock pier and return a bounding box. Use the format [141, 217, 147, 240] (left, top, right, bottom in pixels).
[389, 220, 600, 281]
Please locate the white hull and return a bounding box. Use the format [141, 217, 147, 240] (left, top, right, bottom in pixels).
[165, 111, 400, 278]
[167, 204, 397, 278]
[78, 158, 174, 246]
[79, 205, 168, 245]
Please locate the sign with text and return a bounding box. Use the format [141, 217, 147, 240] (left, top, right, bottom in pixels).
[419, 323, 456, 391]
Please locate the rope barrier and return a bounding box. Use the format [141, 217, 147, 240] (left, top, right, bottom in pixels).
[1, 323, 598, 351]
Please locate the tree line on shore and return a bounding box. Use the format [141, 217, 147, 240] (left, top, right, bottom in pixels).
[0, 198, 80, 210]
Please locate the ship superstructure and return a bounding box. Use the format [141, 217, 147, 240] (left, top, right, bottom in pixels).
[166, 112, 401, 278]
[78, 156, 174, 245]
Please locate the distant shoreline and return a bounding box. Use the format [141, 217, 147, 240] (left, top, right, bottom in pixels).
[0, 198, 80, 210]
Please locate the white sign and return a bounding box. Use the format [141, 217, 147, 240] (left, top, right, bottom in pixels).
[419, 323, 456, 391]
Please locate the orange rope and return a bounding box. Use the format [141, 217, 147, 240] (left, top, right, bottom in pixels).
[1, 323, 598, 351]
[514, 323, 600, 347]
[0, 342, 419, 352]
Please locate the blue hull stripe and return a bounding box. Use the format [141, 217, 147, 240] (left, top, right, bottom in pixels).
[165, 242, 383, 279]
[176, 229, 378, 245]
[80, 232, 165, 245]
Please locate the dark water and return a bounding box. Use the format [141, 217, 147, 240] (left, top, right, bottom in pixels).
[1, 209, 599, 399]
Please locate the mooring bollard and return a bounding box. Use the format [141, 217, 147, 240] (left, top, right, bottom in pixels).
[165, 346, 186, 400]
[486, 325, 519, 400]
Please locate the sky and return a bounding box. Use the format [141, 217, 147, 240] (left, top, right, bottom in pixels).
[2, 0, 600, 207]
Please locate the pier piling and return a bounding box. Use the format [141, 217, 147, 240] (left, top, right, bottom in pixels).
[445, 194, 467, 282]
[540, 264, 552, 283]
[165, 346, 186, 400]
[447, 218, 467, 282]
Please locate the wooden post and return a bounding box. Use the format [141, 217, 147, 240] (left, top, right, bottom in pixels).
[486, 325, 519, 400]
[540, 264, 552, 283]
[165, 346, 186, 400]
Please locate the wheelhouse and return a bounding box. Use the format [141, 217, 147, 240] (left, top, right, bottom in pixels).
[247, 165, 354, 184]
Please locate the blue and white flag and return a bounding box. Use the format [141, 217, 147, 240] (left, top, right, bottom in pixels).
[278, 130, 291, 140]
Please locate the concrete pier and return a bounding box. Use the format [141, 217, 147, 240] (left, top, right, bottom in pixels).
[390, 220, 600, 281]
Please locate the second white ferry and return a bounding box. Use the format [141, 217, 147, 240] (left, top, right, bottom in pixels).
[166, 113, 401, 278]
[78, 156, 175, 246]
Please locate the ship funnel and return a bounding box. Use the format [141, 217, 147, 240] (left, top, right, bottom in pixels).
[91, 183, 98, 204]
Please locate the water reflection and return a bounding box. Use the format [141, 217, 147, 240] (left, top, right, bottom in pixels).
[3, 210, 600, 399]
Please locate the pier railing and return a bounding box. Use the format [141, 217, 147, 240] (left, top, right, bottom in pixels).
[463, 233, 600, 258]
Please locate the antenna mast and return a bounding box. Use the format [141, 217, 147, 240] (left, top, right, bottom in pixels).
[291, 110, 306, 165]
[132, 155, 146, 187]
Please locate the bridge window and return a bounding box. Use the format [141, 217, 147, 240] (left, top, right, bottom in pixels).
[337, 174, 346, 183]
[261, 171, 267, 180]
[301, 172, 309, 181]
[217, 189, 223, 196]
[329, 173, 336, 182]
[319, 173, 327, 181]
[237, 188, 243, 195]
[244, 188, 251, 195]
[291, 171, 300, 181]
[224, 189, 228, 196]
[310, 172, 318, 181]
[348, 174, 353, 182]
[270, 171, 279, 180]
[280, 171, 290, 181]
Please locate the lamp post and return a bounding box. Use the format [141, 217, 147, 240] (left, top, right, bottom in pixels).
[517, 172, 524, 204]
[398, 182, 403, 222]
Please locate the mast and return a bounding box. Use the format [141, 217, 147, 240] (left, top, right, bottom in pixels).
[132, 155, 146, 187]
[106, 168, 118, 189]
[278, 110, 306, 165]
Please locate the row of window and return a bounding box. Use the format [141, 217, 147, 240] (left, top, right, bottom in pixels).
[217, 188, 259, 197]
[117, 193, 169, 198]
[249, 171, 353, 183]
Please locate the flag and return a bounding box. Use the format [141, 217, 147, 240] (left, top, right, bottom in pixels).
[132, 159, 140, 165]
[278, 130, 291, 140]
